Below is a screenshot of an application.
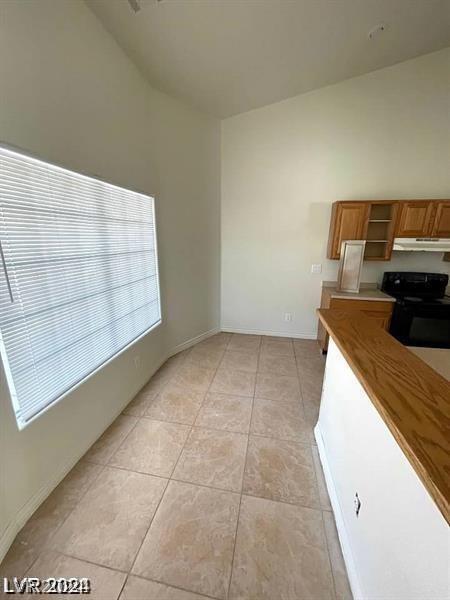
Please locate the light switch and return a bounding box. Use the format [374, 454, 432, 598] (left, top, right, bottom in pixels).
[311, 264, 322, 274]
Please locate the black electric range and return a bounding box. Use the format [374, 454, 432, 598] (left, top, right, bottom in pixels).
[381, 272, 450, 349]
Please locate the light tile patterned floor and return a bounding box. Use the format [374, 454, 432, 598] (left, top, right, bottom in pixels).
[0, 333, 352, 600]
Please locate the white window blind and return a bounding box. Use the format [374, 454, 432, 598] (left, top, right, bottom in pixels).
[0, 146, 161, 429]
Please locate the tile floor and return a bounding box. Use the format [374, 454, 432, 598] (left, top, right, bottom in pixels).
[0, 333, 352, 600]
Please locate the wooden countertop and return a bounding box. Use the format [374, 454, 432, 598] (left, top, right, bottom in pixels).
[317, 309, 450, 525]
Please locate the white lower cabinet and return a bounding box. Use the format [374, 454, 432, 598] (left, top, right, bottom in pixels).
[316, 339, 449, 600]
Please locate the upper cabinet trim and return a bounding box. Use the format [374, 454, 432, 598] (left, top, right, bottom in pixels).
[327, 200, 450, 261]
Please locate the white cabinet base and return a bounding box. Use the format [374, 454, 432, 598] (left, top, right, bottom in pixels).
[315, 424, 363, 599]
[315, 339, 449, 600]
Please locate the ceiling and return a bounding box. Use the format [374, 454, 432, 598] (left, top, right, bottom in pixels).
[86, 0, 450, 118]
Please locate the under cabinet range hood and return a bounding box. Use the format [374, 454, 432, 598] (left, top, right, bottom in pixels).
[393, 238, 450, 252]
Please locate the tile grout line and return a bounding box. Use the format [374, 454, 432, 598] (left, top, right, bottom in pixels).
[115, 572, 128, 600]
[85, 434, 319, 500]
[54, 350, 192, 593]
[39, 550, 218, 600]
[41, 551, 130, 575]
[122, 357, 185, 419]
[166, 476, 240, 497]
[124, 337, 327, 508]
[83, 461, 325, 513]
[296, 344, 339, 598]
[124, 473, 170, 582]
[90, 357, 184, 470]
[40, 486, 330, 577]
[13, 336, 334, 600]
[22, 461, 108, 577]
[98, 339, 322, 489]
[5, 341, 195, 579]
[295, 348, 326, 495]
[244, 338, 321, 510]
[135, 333, 248, 598]
[247, 430, 310, 445]
[18, 375, 166, 578]
[126, 573, 219, 600]
[161, 335, 232, 598]
[232, 490, 323, 514]
[167, 337, 230, 481]
[225, 333, 261, 600]
[71, 347, 195, 596]
[48, 339, 232, 600]
[125, 348, 197, 581]
[320, 509, 340, 600]
[175, 421, 252, 437]
[25, 356, 188, 586]
[190, 341, 230, 430]
[126, 335, 231, 595]
[31, 359, 176, 569]
[295, 349, 324, 445]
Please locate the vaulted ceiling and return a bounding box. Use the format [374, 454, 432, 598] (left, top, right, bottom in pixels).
[86, 0, 450, 117]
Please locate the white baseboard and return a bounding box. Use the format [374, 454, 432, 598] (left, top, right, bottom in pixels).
[0, 327, 219, 563]
[221, 326, 317, 340]
[314, 424, 363, 600]
[167, 327, 220, 356]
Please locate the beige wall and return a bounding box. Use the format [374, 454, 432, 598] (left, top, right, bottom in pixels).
[221, 49, 450, 337]
[0, 0, 220, 554]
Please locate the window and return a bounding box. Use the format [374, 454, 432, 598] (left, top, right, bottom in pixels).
[0, 146, 161, 429]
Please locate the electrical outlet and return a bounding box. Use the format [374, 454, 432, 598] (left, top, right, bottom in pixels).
[133, 355, 141, 370]
[311, 263, 322, 274]
[284, 313, 292, 322]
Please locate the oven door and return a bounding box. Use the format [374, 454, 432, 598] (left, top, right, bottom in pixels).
[389, 303, 450, 348]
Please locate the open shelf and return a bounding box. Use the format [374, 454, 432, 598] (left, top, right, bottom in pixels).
[370, 204, 394, 221]
[367, 220, 390, 241]
[364, 202, 397, 260]
[364, 240, 389, 259]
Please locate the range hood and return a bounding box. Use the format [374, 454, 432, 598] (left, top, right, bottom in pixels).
[393, 237, 450, 252]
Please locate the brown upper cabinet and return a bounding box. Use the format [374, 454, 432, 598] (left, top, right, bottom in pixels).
[327, 202, 370, 259]
[431, 201, 450, 237]
[327, 199, 450, 261]
[327, 200, 397, 261]
[396, 201, 435, 237]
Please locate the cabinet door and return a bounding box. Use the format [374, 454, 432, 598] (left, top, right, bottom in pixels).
[431, 201, 450, 238]
[396, 201, 434, 237]
[361, 311, 391, 330]
[328, 202, 369, 259]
